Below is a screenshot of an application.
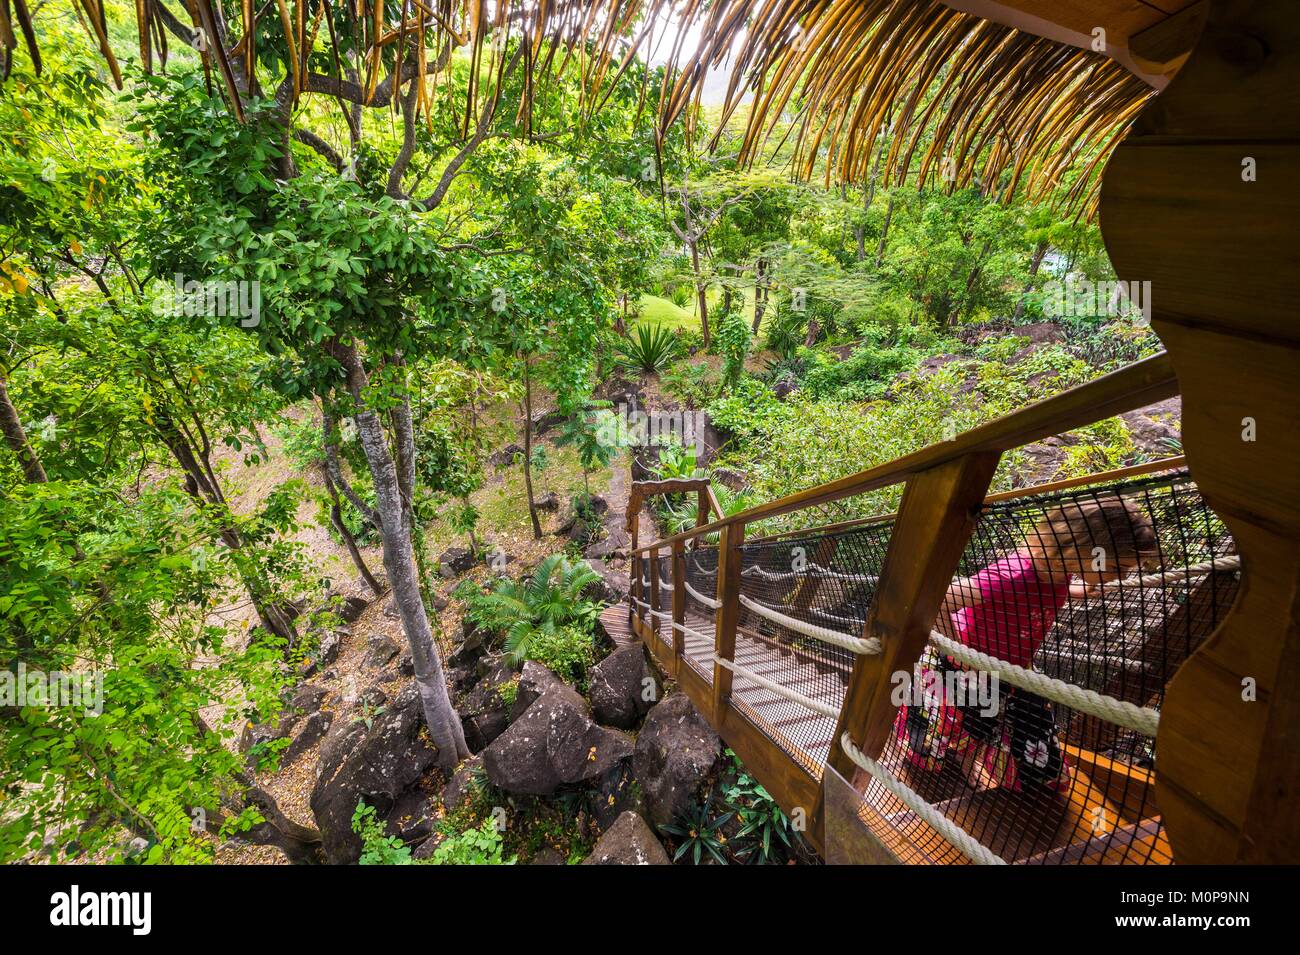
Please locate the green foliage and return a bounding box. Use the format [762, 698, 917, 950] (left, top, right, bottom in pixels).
[555, 399, 617, 495]
[617, 324, 682, 374]
[660, 801, 734, 865]
[719, 752, 795, 864]
[426, 820, 514, 865]
[715, 309, 752, 389]
[462, 554, 602, 666]
[522, 624, 598, 688]
[796, 339, 923, 402]
[661, 360, 720, 406]
[704, 378, 783, 437]
[651, 442, 702, 481]
[353, 801, 413, 865]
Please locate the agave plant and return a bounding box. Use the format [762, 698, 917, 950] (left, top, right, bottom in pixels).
[464, 554, 602, 663]
[616, 324, 682, 374]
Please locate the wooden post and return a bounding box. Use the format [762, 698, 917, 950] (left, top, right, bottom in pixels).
[711, 522, 746, 723]
[671, 540, 686, 669]
[648, 546, 661, 640]
[1099, 0, 1300, 863]
[826, 453, 1000, 779]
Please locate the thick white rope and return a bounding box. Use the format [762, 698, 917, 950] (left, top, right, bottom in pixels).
[738, 593, 881, 655]
[838, 732, 1008, 866]
[927, 629, 1161, 737]
[684, 579, 721, 610]
[810, 606, 866, 629]
[713, 656, 842, 720]
[1100, 555, 1240, 591]
[811, 562, 878, 584]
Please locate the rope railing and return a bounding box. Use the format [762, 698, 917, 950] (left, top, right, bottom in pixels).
[738, 593, 881, 656]
[838, 733, 1009, 866]
[684, 578, 721, 610]
[927, 629, 1162, 737]
[1100, 555, 1239, 591]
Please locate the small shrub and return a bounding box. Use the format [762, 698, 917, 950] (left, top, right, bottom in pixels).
[462, 554, 602, 665]
[353, 801, 412, 865]
[525, 623, 597, 687]
[716, 310, 751, 389]
[427, 821, 514, 865]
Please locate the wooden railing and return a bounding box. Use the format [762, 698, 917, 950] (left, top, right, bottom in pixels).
[625, 352, 1180, 854]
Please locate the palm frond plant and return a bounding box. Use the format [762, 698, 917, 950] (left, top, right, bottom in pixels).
[661, 482, 756, 540]
[554, 399, 617, 497]
[616, 325, 682, 375]
[464, 554, 603, 664]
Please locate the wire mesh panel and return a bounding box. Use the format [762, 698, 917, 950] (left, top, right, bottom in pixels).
[649, 553, 673, 653]
[680, 544, 720, 685]
[732, 520, 895, 777]
[871, 470, 1237, 864]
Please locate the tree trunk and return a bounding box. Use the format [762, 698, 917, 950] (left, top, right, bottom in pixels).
[521, 360, 543, 540]
[751, 257, 768, 335]
[875, 193, 896, 268]
[322, 466, 385, 597]
[1011, 239, 1051, 323]
[0, 371, 48, 483]
[804, 316, 821, 348]
[688, 238, 711, 347]
[335, 340, 469, 773]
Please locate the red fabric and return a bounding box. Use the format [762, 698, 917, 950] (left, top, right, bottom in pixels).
[951, 552, 1071, 667]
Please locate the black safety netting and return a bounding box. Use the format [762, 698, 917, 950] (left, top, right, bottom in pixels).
[871, 470, 1237, 864]
[678, 544, 720, 685]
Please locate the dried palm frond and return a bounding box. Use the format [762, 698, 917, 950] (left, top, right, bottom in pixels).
[4, 0, 1151, 215]
[657, 0, 1155, 216]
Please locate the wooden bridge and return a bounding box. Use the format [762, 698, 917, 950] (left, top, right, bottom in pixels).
[614, 349, 1272, 864]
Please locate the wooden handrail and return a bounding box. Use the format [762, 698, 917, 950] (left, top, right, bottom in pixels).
[632, 352, 1178, 554]
[744, 455, 1188, 545]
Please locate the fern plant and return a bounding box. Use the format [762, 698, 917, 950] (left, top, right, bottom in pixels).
[464, 554, 603, 664]
[616, 324, 682, 374]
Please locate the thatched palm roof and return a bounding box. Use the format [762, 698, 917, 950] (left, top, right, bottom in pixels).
[2, 1, 1191, 213]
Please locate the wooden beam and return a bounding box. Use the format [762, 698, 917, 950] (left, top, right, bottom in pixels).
[826, 452, 1001, 778]
[670, 541, 686, 672]
[1099, 0, 1300, 863]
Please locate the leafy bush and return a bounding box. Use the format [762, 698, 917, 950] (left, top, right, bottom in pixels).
[617, 324, 682, 374]
[463, 554, 602, 665]
[660, 801, 734, 865]
[763, 306, 808, 357]
[796, 341, 922, 401]
[661, 360, 719, 406]
[427, 821, 514, 865]
[353, 801, 412, 865]
[660, 482, 757, 539]
[704, 377, 784, 437]
[525, 623, 598, 687]
[651, 441, 702, 481]
[715, 310, 752, 388]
